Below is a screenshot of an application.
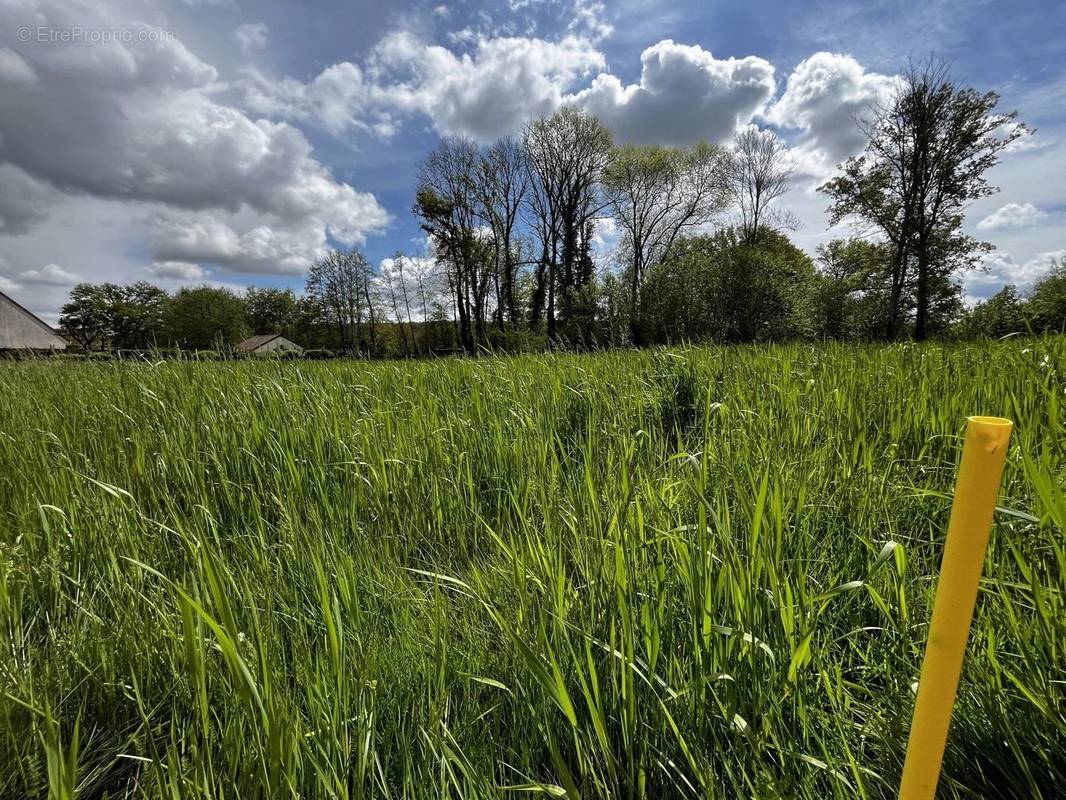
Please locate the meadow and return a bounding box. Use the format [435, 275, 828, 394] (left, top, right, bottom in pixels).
[0, 339, 1062, 799]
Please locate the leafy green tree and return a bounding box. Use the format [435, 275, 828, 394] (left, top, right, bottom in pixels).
[59, 284, 113, 350]
[59, 282, 169, 350]
[291, 295, 335, 351]
[813, 239, 892, 340]
[597, 270, 631, 348]
[113, 282, 170, 349]
[920, 272, 965, 339]
[244, 287, 299, 338]
[821, 60, 1025, 339]
[956, 285, 1027, 339]
[164, 286, 249, 350]
[637, 238, 715, 343]
[639, 229, 817, 344]
[1027, 257, 1066, 333]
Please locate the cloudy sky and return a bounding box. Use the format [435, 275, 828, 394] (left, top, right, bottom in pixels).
[1, 0, 1063, 323]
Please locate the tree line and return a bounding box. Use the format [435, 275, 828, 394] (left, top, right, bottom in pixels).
[57, 266, 460, 356]
[58, 60, 1063, 355]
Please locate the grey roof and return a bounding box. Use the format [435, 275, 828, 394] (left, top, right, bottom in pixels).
[237, 333, 285, 351]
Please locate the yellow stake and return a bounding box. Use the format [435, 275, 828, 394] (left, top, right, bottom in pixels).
[898, 416, 1013, 800]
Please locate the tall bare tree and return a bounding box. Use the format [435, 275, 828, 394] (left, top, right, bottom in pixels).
[603, 142, 731, 341]
[305, 249, 376, 352]
[727, 128, 796, 244]
[523, 108, 613, 341]
[380, 253, 415, 356]
[525, 163, 557, 330]
[474, 137, 528, 330]
[414, 137, 494, 354]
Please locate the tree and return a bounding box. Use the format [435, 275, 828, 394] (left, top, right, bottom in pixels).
[1026, 257, 1066, 333]
[164, 286, 248, 350]
[523, 108, 613, 342]
[726, 128, 796, 245]
[474, 137, 528, 330]
[304, 249, 378, 353]
[58, 281, 169, 351]
[113, 282, 170, 349]
[244, 287, 299, 338]
[414, 137, 491, 354]
[639, 228, 817, 344]
[603, 142, 730, 342]
[380, 253, 417, 356]
[525, 170, 555, 330]
[407, 254, 447, 332]
[821, 60, 1026, 340]
[59, 284, 112, 350]
[812, 239, 893, 340]
[821, 159, 911, 338]
[957, 285, 1026, 339]
[293, 295, 332, 351]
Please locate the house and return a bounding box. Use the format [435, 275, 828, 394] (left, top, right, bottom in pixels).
[0, 291, 67, 351]
[237, 334, 304, 356]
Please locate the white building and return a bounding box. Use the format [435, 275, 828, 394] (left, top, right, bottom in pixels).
[0, 292, 67, 351]
[237, 334, 304, 356]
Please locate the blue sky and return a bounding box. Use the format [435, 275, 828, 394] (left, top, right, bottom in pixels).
[1, 0, 1063, 321]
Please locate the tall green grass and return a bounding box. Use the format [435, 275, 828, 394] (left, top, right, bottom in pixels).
[0, 339, 1062, 798]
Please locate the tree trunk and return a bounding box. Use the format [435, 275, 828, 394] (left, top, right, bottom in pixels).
[456, 269, 475, 355]
[503, 245, 518, 324]
[546, 235, 557, 342]
[628, 251, 642, 346]
[530, 236, 548, 325]
[913, 242, 930, 341]
[886, 242, 906, 340]
[493, 268, 505, 334]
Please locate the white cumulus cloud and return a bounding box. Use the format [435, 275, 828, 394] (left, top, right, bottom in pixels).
[373, 31, 606, 141]
[569, 0, 613, 43]
[240, 30, 606, 143]
[145, 208, 351, 276]
[963, 248, 1066, 301]
[977, 202, 1048, 231]
[238, 62, 395, 138]
[767, 52, 895, 179]
[17, 263, 82, 286]
[0, 0, 388, 282]
[567, 40, 776, 145]
[148, 261, 208, 280]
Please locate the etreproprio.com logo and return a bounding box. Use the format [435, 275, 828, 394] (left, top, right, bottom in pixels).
[17, 26, 175, 44]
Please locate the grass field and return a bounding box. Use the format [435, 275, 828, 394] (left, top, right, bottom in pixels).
[1, 339, 1063, 799]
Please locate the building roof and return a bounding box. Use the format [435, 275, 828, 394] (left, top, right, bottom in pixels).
[237, 333, 292, 352]
[0, 291, 67, 350]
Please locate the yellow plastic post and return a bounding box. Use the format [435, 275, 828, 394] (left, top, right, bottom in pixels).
[898, 416, 1013, 800]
